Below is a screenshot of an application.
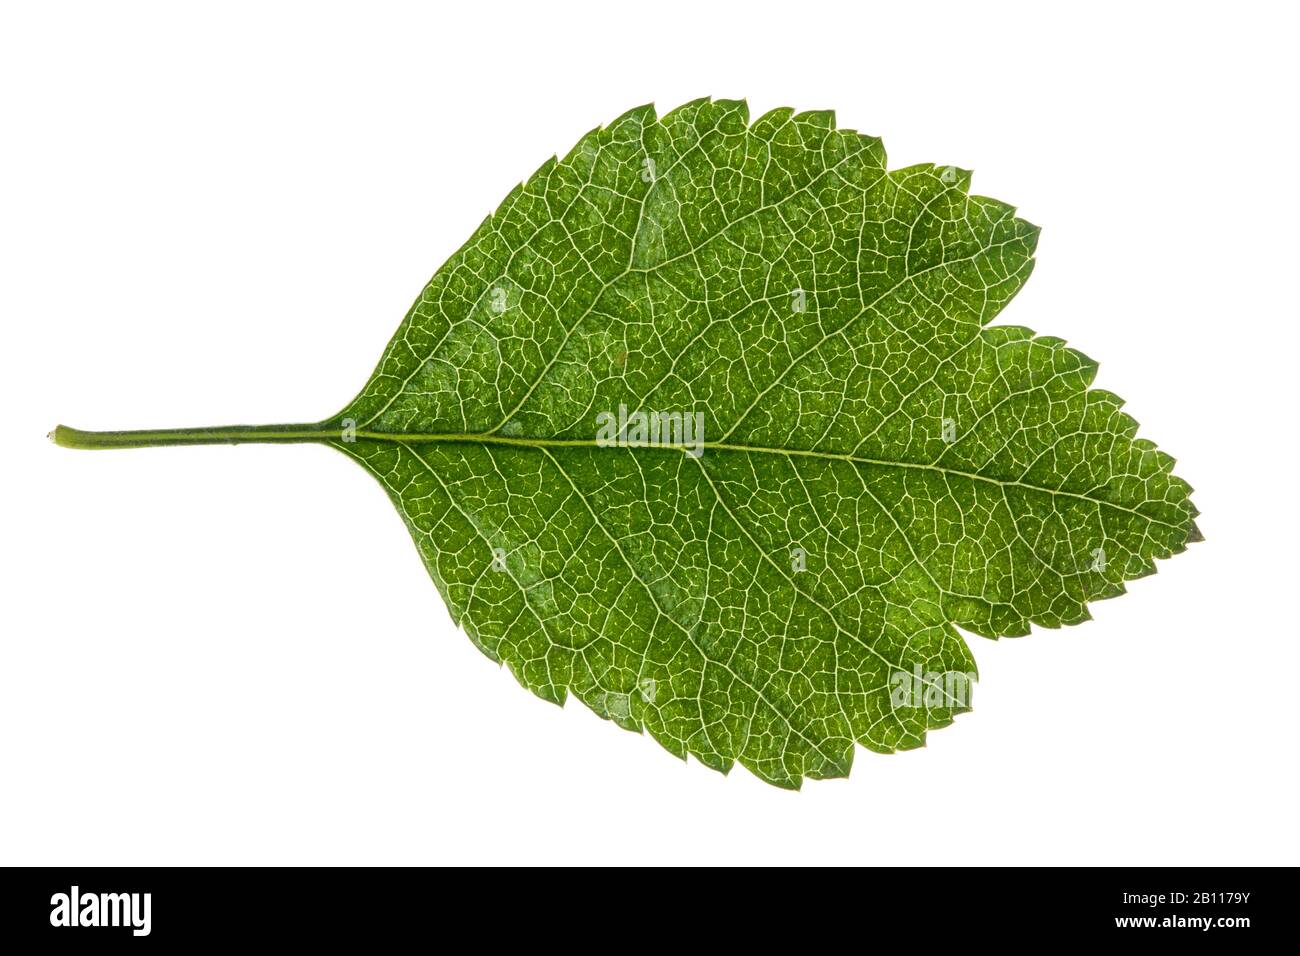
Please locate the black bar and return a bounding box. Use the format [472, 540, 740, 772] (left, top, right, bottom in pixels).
[0, 866, 1288, 944]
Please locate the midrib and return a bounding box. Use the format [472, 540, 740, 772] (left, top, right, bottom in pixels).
[52, 423, 1184, 532]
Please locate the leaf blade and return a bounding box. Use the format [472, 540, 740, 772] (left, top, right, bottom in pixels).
[323, 98, 1199, 785]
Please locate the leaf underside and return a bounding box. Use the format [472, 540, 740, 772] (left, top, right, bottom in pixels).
[330, 98, 1198, 788]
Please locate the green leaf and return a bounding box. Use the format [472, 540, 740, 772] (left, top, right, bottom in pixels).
[55, 98, 1199, 788]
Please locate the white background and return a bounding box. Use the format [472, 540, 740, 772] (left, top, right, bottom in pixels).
[2, 0, 1297, 866]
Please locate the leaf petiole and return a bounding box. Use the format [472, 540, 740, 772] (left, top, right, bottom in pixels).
[50, 424, 335, 450]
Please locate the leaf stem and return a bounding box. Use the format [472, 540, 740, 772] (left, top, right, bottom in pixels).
[50, 423, 333, 449]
